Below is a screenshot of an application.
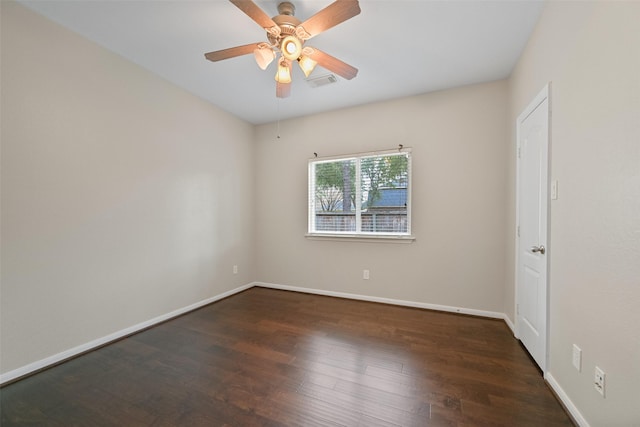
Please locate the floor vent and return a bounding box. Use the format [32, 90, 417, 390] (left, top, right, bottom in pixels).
[306, 74, 338, 88]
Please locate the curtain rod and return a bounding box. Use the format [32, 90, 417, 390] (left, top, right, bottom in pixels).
[311, 144, 410, 161]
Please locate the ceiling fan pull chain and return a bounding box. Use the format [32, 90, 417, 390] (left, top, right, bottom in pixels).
[276, 98, 281, 139]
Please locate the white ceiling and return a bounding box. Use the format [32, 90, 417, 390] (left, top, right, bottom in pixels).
[20, 0, 545, 125]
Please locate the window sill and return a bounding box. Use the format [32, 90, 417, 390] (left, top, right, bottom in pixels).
[305, 233, 416, 243]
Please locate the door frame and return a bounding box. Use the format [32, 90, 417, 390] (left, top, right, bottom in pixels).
[514, 83, 551, 374]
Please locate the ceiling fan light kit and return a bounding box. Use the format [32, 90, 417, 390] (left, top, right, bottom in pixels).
[253, 44, 275, 70]
[275, 58, 292, 84]
[298, 55, 317, 78]
[205, 0, 361, 98]
[280, 35, 302, 61]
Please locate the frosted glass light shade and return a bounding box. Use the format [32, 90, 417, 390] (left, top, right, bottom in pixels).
[254, 47, 275, 70]
[298, 55, 317, 77]
[275, 60, 291, 83]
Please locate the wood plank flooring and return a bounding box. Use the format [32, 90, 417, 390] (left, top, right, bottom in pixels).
[1, 287, 574, 426]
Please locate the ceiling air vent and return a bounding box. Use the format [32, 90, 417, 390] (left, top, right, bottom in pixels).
[306, 74, 338, 88]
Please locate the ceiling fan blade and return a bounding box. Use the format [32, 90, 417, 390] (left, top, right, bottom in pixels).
[204, 43, 262, 62]
[297, 0, 361, 40]
[229, 0, 278, 30]
[306, 47, 358, 80]
[276, 81, 291, 98]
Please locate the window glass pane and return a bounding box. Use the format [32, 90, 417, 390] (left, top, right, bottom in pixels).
[309, 150, 410, 236]
[314, 159, 356, 232]
[360, 154, 408, 233]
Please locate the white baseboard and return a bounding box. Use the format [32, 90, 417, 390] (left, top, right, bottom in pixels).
[545, 372, 590, 427]
[0, 283, 254, 385]
[503, 313, 516, 335]
[254, 281, 505, 320]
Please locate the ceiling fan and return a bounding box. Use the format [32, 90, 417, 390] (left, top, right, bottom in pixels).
[205, 0, 361, 98]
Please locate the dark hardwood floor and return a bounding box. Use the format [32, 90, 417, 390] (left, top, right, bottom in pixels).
[1, 287, 573, 426]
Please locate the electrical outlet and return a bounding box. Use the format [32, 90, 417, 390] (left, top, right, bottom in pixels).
[572, 344, 582, 372]
[363, 269, 370, 280]
[594, 366, 605, 397]
[233, 265, 238, 275]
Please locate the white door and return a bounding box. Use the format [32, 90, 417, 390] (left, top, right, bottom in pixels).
[516, 85, 549, 372]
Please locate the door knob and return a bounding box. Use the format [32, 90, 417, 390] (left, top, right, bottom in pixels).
[531, 245, 546, 255]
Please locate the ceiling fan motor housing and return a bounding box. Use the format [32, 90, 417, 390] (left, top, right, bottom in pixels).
[270, 14, 301, 45]
[277, 2, 295, 16]
[269, 2, 305, 60]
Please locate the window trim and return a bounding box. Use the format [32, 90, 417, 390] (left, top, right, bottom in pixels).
[308, 148, 413, 241]
[304, 233, 416, 243]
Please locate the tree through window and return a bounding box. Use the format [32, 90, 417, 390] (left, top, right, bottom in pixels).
[309, 150, 411, 236]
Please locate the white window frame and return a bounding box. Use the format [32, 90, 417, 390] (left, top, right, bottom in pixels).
[307, 149, 415, 243]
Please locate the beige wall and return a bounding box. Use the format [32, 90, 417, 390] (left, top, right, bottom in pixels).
[254, 81, 509, 313]
[1, 2, 255, 374]
[3, 1, 639, 424]
[507, 1, 640, 425]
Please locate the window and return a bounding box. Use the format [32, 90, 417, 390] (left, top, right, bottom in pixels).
[308, 149, 412, 238]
